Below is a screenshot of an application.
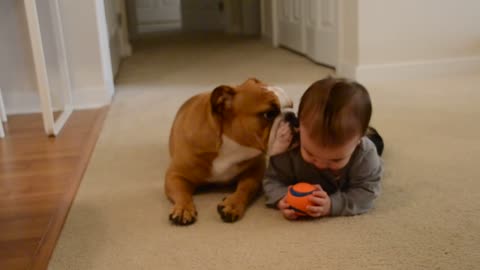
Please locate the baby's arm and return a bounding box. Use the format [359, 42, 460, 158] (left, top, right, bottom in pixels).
[263, 153, 296, 208]
[329, 147, 383, 216]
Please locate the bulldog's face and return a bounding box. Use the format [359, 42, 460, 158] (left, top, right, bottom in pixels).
[210, 78, 293, 152]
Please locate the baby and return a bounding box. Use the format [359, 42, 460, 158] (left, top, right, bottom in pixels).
[264, 77, 384, 219]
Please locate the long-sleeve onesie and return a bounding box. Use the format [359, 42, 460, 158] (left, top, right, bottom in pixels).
[263, 137, 383, 216]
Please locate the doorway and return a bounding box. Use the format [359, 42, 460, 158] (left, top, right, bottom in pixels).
[125, 0, 262, 39]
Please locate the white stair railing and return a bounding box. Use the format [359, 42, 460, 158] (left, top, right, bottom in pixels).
[0, 88, 6, 138]
[24, 0, 73, 136]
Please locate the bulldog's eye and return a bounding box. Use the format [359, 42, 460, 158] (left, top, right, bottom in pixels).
[262, 109, 279, 121]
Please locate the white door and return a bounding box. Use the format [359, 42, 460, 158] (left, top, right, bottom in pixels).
[304, 0, 337, 67]
[277, 0, 306, 54]
[275, 0, 338, 68]
[136, 0, 181, 33]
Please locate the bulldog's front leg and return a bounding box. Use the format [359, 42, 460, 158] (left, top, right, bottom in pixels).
[217, 162, 264, 222]
[165, 169, 197, 225]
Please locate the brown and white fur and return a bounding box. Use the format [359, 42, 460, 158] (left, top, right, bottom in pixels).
[165, 78, 292, 225]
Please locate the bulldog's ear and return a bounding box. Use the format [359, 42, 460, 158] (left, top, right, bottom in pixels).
[248, 77, 261, 83]
[210, 85, 236, 114]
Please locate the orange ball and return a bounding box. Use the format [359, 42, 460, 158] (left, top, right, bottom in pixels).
[286, 182, 316, 216]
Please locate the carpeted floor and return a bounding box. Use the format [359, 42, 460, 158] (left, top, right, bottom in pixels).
[49, 32, 480, 270]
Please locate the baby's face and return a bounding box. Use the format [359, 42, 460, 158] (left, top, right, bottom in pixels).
[299, 124, 360, 171]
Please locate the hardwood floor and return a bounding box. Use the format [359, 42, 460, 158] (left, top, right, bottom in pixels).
[0, 108, 108, 270]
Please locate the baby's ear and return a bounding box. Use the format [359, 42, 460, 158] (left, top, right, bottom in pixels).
[210, 85, 236, 115]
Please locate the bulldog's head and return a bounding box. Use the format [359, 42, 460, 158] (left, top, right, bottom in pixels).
[210, 78, 293, 152]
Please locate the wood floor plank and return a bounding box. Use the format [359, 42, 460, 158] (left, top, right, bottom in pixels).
[0, 108, 108, 270]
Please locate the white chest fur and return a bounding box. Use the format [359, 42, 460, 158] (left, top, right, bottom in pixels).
[209, 136, 262, 183]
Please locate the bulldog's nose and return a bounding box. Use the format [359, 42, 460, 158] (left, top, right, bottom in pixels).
[267, 86, 293, 109]
[283, 111, 299, 128]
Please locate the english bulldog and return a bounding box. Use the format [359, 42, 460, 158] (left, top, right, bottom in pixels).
[165, 78, 292, 225]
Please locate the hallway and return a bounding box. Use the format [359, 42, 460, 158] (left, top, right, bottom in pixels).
[116, 32, 334, 89]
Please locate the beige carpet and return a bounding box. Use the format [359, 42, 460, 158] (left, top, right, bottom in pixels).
[49, 32, 480, 270]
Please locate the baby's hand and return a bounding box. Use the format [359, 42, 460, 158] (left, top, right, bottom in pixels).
[306, 185, 331, 217]
[270, 121, 293, 156]
[277, 195, 298, 220]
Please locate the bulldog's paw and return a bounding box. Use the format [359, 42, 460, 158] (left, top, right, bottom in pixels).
[217, 197, 246, 223]
[169, 203, 197, 225]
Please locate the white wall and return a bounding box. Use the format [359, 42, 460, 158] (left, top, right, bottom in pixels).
[340, 0, 358, 66]
[59, 0, 112, 107]
[358, 0, 480, 64]
[0, 0, 39, 113]
[355, 0, 480, 81]
[337, 0, 359, 79]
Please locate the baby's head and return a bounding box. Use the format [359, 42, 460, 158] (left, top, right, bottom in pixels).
[298, 77, 372, 171]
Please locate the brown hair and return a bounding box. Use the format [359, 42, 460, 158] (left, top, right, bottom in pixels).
[298, 77, 372, 147]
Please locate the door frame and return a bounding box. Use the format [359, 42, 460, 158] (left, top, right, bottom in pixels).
[95, 0, 115, 98]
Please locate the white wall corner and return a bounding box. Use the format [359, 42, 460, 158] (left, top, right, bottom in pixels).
[355, 56, 480, 82]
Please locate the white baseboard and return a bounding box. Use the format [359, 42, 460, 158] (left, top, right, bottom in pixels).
[73, 87, 113, 110]
[3, 88, 112, 115]
[261, 34, 273, 46]
[336, 62, 357, 80]
[355, 56, 480, 82]
[120, 42, 132, 57]
[138, 22, 181, 33]
[4, 90, 42, 115]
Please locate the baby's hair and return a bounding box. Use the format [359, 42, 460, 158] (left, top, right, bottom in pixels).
[298, 77, 372, 147]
